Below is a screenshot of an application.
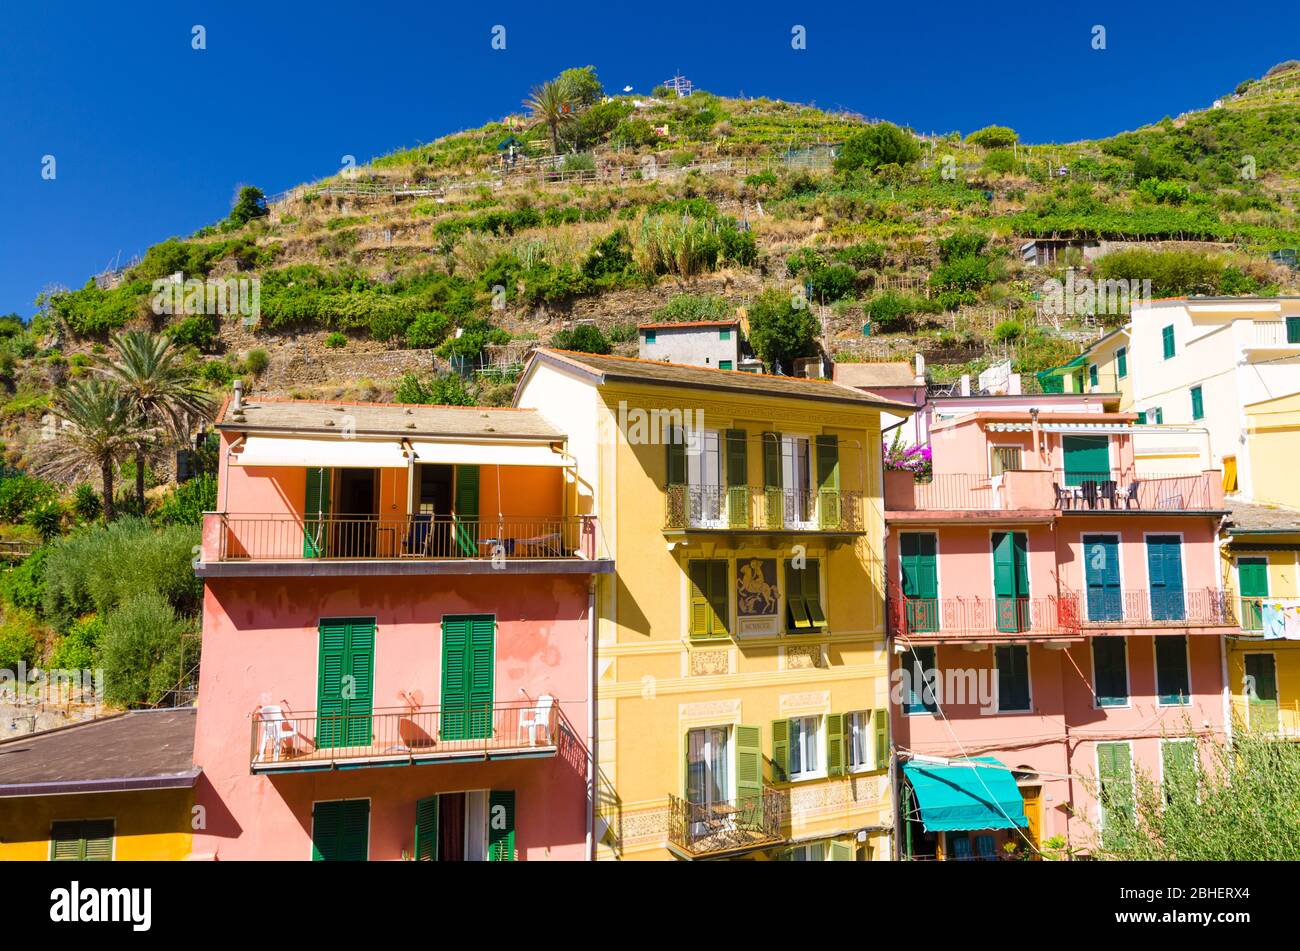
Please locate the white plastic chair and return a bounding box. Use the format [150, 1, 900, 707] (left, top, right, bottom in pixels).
[257, 705, 297, 762]
[518, 695, 554, 747]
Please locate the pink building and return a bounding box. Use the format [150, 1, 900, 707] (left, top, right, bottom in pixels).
[883, 394, 1234, 859]
[192, 392, 610, 860]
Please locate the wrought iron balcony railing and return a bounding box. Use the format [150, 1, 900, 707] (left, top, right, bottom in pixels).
[1060, 587, 1236, 628]
[664, 484, 864, 533]
[887, 595, 1074, 638]
[210, 513, 601, 561]
[250, 701, 563, 771]
[666, 788, 784, 858]
[1052, 470, 1220, 512]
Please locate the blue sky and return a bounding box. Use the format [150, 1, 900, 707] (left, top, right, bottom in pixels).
[2, 1, 1297, 317]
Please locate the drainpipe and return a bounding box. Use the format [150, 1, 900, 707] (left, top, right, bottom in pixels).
[587, 576, 596, 861]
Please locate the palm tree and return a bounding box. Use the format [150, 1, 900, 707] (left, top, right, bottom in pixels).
[523, 81, 575, 156]
[101, 330, 214, 511]
[41, 379, 136, 523]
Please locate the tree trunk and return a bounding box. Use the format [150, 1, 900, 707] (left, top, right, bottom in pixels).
[102, 457, 115, 524]
[550, 121, 558, 156]
[135, 442, 146, 512]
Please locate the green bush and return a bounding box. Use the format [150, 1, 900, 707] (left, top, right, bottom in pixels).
[324, 332, 348, 349]
[99, 591, 196, 707]
[653, 294, 734, 323]
[937, 231, 989, 263]
[72, 483, 102, 523]
[0, 612, 37, 670]
[153, 474, 216, 527]
[993, 319, 1026, 342]
[244, 349, 270, 376]
[228, 186, 269, 228]
[199, 360, 234, 387]
[405, 311, 450, 349]
[1094, 249, 1223, 297]
[165, 314, 220, 351]
[834, 122, 922, 173]
[865, 292, 937, 333]
[833, 242, 887, 271]
[806, 263, 858, 302]
[49, 614, 103, 670]
[966, 126, 1019, 149]
[550, 325, 612, 354]
[0, 475, 57, 523]
[747, 288, 820, 371]
[982, 150, 1016, 175]
[26, 500, 64, 541]
[394, 373, 475, 406]
[42, 519, 202, 633]
[0, 547, 48, 612]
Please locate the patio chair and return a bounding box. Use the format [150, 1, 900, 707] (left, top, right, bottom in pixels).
[257, 705, 297, 763]
[1098, 480, 1118, 509]
[1121, 481, 1140, 509]
[949, 836, 974, 861]
[404, 513, 433, 556]
[518, 694, 555, 746]
[975, 834, 997, 861]
[1077, 480, 1100, 510]
[1052, 483, 1073, 509]
[518, 532, 563, 557]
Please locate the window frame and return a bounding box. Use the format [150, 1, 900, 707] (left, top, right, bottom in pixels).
[846, 710, 872, 774]
[1153, 634, 1192, 707]
[1190, 385, 1204, 421]
[1090, 635, 1131, 709]
[787, 714, 825, 781]
[49, 818, 115, 862]
[902, 645, 939, 716]
[993, 644, 1032, 713]
[1161, 324, 1175, 360]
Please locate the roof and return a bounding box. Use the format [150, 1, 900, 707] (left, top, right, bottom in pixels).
[638, 320, 740, 330]
[525, 349, 915, 411]
[1224, 499, 1300, 535]
[832, 362, 918, 389]
[0, 708, 200, 797]
[217, 397, 563, 441]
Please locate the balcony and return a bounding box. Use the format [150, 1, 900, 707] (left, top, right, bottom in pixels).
[1052, 470, 1224, 513]
[887, 595, 1076, 642]
[666, 789, 784, 859]
[1060, 587, 1236, 630]
[663, 485, 864, 534]
[198, 513, 611, 577]
[1230, 698, 1300, 738]
[250, 702, 565, 773]
[885, 470, 1056, 515]
[1244, 319, 1300, 353]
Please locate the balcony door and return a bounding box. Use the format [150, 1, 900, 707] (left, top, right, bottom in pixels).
[992, 531, 1030, 632]
[781, 435, 815, 529]
[686, 726, 731, 837]
[686, 429, 726, 528]
[1083, 534, 1122, 621]
[1238, 558, 1268, 632]
[316, 618, 375, 749]
[1146, 535, 1186, 621]
[335, 467, 378, 558]
[900, 532, 938, 633]
[440, 615, 495, 741]
[1244, 654, 1279, 733]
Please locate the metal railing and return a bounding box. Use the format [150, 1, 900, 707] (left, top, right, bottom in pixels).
[250, 701, 561, 769]
[1239, 597, 1265, 632]
[663, 484, 864, 532]
[215, 513, 600, 561]
[887, 595, 1074, 638]
[1053, 470, 1217, 511]
[1231, 698, 1300, 737]
[1250, 320, 1300, 348]
[1060, 587, 1236, 628]
[666, 789, 784, 857]
[886, 473, 1005, 511]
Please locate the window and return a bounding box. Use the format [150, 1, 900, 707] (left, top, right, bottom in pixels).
[1154, 635, 1190, 706]
[1089, 364, 1099, 389]
[1190, 385, 1204, 421]
[900, 533, 938, 633]
[686, 727, 731, 807]
[1083, 533, 1122, 621]
[720, 328, 731, 341]
[645, 330, 656, 345]
[902, 645, 938, 715]
[1136, 411, 1147, 425]
[780, 435, 815, 527]
[1288, 316, 1300, 344]
[1244, 654, 1279, 732]
[1146, 535, 1185, 622]
[788, 842, 827, 861]
[440, 616, 493, 741]
[994, 645, 1031, 712]
[311, 799, 370, 861]
[991, 531, 1030, 632]
[719, 360, 733, 370]
[784, 558, 825, 632]
[688, 559, 730, 639]
[1096, 742, 1133, 843]
[686, 428, 725, 527]
[1161, 324, 1175, 359]
[1152, 407, 1164, 424]
[414, 791, 514, 861]
[1238, 557, 1268, 632]
[847, 711, 874, 772]
[788, 715, 823, 780]
[1092, 637, 1129, 707]
[50, 820, 113, 861]
[1116, 346, 1128, 379]
[990, 446, 1023, 476]
[1161, 740, 1198, 804]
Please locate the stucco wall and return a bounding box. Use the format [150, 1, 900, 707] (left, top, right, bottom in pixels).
[0, 788, 194, 861]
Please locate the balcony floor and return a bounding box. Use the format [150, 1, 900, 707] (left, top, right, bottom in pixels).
[198, 557, 614, 578]
[252, 736, 560, 773]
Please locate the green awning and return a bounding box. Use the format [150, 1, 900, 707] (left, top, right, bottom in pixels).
[902, 757, 1029, 832]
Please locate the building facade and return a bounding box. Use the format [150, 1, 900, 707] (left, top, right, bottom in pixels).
[638, 320, 742, 370]
[192, 396, 609, 860]
[884, 394, 1234, 858]
[516, 350, 902, 860]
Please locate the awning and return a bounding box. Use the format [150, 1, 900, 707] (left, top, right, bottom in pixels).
[408, 441, 567, 467]
[987, 422, 1137, 435]
[902, 757, 1029, 832]
[231, 436, 409, 468]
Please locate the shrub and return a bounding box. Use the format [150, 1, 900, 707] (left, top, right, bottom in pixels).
[324, 332, 348, 349]
[393, 373, 475, 406]
[26, 500, 65, 541]
[865, 292, 936, 333]
[1094, 249, 1222, 297]
[966, 126, 1019, 149]
[405, 311, 450, 349]
[993, 319, 1026, 342]
[938, 231, 989, 263]
[833, 242, 886, 271]
[228, 186, 269, 228]
[244, 348, 270, 376]
[747, 288, 820, 371]
[0, 475, 57, 523]
[49, 614, 103, 670]
[153, 473, 216, 527]
[633, 214, 721, 277]
[982, 150, 1016, 175]
[99, 591, 196, 707]
[806, 263, 858, 302]
[0, 612, 37, 670]
[834, 122, 922, 173]
[165, 314, 220, 350]
[581, 229, 635, 281]
[72, 483, 102, 523]
[0, 547, 48, 612]
[654, 294, 734, 323]
[199, 360, 234, 387]
[550, 324, 612, 354]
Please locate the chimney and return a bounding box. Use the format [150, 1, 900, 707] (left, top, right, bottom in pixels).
[232, 379, 244, 412]
[914, 353, 926, 385]
[960, 374, 971, 397]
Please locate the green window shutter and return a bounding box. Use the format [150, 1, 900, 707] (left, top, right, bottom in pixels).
[1089, 364, 1099, 388]
[1239, 558, 1269, 631]
[873, 708, 889, 770]
[1161, 741, 1197, 801]
[414, 795, 439, 861]
[734, 724, 763, 807]
[488, 790, 516, 861]
[826, 713, 844, 777]
[303, 467, 331, 558]
[1136, 411, 1147, 425]
[816, 435, 841, 528]
[707, 559, 729, 637]
[1162, 325, 1175, 359]
[440, 616, 470, 739]
[720, 329, 731, 340]
[50, 820, 110, 861]
[666, 429, 686, 486]
[803, 559, 826, 628]
[762, 432, 782, 528]
[452, 465, 480, 556]
[995, 645, 1031, 711]
[1092, 636, 1128, 707]
[900, 533, 938, 632]
[468, 616, 496, 738]
[1244, 653, 1280, 731]
[771, 719, 790, 782]
[688, 561, 711, 638]
[784, 559, 812, 631]
[1155, 634, 1190, 705]
[992, 532, 1028, 632]
[724, 429, 748, 527]
[316, 619, 349, 749]
[1062, 434, 1110, 486]
[344, 619, 375, 746]
[1097, 742, 1133, 839]
[50, 821, 83, 861]
[1288, 316, 1300, 344]
[1117, 347, 1127, 379]
[830, 840, 853, 861]
[1147, 535, 1185, 622]
[1083, 534, 1121, 622]
[1191, 385, 1204, 421]
[1154, 407, 1163, 424]
[312, 800, 369, 861]
[719, 360, 733, 370]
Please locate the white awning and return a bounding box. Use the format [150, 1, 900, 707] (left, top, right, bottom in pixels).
[986, 422, 1137, 435]
[231, 436, 410, 468]
[408, 441, 568, 467]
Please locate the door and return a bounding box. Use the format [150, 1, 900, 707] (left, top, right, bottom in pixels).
[316, 618, 375, 749]
[1238, 558, 1269, 632]
[1020, 785, 1043, 856]
[1062, 434, 1110, 487]
[1146, 535, 1186, 621]
[900, 533, 938, 632]
[687, 429, 724, 527]
[781, 435, 814, 527]
[335, 468, 377, 557]
[1083, 534, 1122, 621]
[441, 615, 495, 740]
[452, 465, 480, 557]
[686, 726, 730, 835]
[992, 531, 1030, 632]
[1244, 653, 1279, 733]
[303, 467, 332, 557]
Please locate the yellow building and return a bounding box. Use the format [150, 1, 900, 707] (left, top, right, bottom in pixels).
[1222, 501, 1300, 737]
[0, 708, 198, 861]
[516, 350, 906, 860]
[1244, 391, 1300, 509]
[1043, 325, 1134, 409]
